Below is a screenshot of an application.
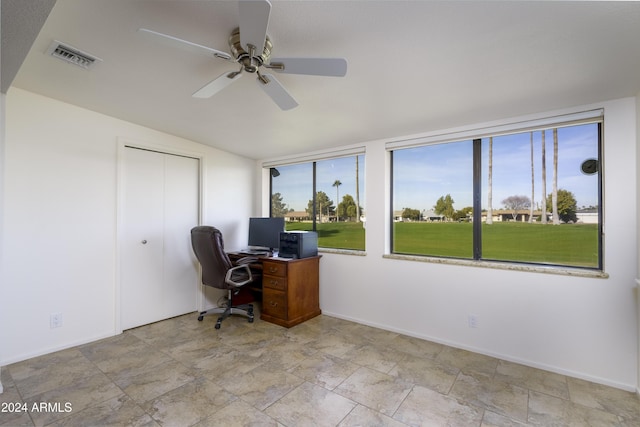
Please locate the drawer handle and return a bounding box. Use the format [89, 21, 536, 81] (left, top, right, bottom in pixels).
[270, 280, 279, 286]
[269, 301, 278, 307]
[269, 267, 278, 273]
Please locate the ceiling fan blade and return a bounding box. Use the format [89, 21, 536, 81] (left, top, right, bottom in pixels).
[269, 58, 348, 77]
[257, 74, 298, 111]
[193, 72, 243, 98]
[138, 28, 232, 61]
[238, 0, 271, 52]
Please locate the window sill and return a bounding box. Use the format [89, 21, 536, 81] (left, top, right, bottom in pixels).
[383, 254, 609, 279]
[319, 248, 367, 256]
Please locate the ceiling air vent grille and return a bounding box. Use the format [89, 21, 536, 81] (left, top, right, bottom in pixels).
[47, 40, 101, 70]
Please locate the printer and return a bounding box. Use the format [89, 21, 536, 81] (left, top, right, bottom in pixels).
[279, 231, 318, 259]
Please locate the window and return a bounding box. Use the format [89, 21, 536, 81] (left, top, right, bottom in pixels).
[391, 116, 602, 270]
[392, 140, 474, 258]
[269, 154, 365, 251]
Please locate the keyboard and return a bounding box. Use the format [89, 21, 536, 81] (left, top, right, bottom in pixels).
[239, 249, 269, 256]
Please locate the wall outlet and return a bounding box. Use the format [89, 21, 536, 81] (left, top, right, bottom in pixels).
[468, 314, 478, 328]
[50, 312, 63, 328]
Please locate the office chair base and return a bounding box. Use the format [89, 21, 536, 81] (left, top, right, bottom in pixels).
[197, 304, 254, 328]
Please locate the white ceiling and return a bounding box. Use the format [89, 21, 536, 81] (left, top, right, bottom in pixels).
[6, 1, 640, 160]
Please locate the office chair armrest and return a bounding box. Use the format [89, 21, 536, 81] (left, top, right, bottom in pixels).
[225, 264, 253, 288]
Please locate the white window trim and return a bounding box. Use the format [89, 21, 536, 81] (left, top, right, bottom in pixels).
[262, 146, 365, 168]
[387, 110, 604, 273]
[384, 254, 609, 278]
[385, 109, 603, 151]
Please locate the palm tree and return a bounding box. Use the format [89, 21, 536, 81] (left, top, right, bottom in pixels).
[529, 132, 534, 223]
[486, 137, 493, 225]
[552, 128, 559, 225]
[333, 179, 342, 222]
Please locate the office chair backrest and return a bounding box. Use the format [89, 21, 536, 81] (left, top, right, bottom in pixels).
[190, 226, 234, 290]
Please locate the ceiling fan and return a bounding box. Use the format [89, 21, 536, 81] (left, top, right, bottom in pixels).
[139, 0, 347, 110]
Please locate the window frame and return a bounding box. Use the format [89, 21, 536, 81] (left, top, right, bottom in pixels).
[265, 149, 366, 253]
[388, 111, 604, 274]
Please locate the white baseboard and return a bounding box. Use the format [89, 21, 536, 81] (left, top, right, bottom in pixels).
[321, 310, 637, 393]
[0, 331, 118, 367]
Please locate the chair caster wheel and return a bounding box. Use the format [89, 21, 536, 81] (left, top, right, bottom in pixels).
[248, 317, 254, 323]
[197, 316, 204, 321]
[215, 323, 221, 329]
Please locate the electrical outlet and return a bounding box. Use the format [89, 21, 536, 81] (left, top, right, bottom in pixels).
[468, 315, 478, 328]
[50, 313, 63, 329]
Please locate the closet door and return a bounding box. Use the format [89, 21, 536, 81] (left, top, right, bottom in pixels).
[121, 147, 199, 330]
[162, 154, 200, 317]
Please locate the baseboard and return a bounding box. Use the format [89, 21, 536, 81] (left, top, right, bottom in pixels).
[321, 310, 637, 393]
[0, 331, 118, 367]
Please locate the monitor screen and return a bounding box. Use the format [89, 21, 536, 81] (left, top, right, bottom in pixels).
[248, 217, 285, 250]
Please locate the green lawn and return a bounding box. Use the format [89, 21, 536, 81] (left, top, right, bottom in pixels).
[285, 220, 600, 268]
[394, 222, 599, 267]
[285, 221, 365, 250]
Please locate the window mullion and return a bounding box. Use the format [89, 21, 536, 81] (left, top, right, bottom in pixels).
[597, 122, 603, 270]
[312, 161, 317, 231]
[389, 151, 395, 252]
[472, 139, 482, 260]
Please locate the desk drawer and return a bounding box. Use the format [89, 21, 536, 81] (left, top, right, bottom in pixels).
[263, 289, 287, 319]
[263, 274, 287, 291]
[262, 261, 286, 277]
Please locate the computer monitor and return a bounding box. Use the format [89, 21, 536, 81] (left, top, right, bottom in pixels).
[248, 217, 285, 251]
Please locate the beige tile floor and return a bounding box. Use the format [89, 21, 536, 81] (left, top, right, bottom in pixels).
[1, 308, 639, 426]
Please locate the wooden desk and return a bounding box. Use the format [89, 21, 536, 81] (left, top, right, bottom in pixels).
[228, 253, 321, 328]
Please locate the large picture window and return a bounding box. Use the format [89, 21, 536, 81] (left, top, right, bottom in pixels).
[391, 117, 602, 270]
[269, 154, 365, 251]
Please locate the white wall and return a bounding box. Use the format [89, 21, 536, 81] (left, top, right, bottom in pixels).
[3, 89, 636, 392]
[636, 92, 640, 394]
[0, 91, 5, 393]
[263, 98, 639, 391]
[0, 88, 256, 365]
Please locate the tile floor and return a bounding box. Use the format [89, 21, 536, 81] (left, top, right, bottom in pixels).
[1, 309, 639, 426]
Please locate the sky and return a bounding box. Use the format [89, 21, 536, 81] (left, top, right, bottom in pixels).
[270, 122, 599, 214]
[271, 155, 365, 212]
[393, 122, 599, 212]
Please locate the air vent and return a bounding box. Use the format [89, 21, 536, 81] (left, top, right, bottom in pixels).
[47, 40, 101, 70]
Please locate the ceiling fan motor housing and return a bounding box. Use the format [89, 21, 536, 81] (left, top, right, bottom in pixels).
[229, 28, 272, 73]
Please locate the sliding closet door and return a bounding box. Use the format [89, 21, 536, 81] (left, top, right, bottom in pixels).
[121, 147, 199, 330]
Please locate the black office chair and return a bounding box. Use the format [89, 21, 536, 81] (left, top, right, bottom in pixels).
[190, 226, 260, 329]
